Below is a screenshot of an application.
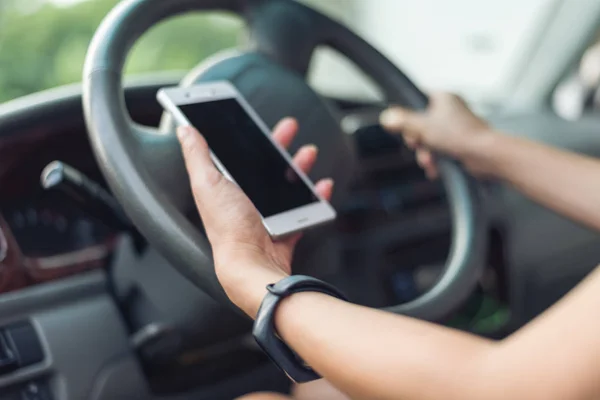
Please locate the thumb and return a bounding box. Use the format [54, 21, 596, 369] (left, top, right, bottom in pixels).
[380, 106, 426, 133]
[177, 125, 226, 208]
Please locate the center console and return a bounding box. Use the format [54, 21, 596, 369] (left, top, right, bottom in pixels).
[0, 271, 145, 400]
[333, 113, 451, 307]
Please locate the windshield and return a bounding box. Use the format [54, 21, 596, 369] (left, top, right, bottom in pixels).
[305, 0, 556, 106]
[0, 0, 558, 105]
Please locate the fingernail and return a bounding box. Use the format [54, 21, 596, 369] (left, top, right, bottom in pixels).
[306, 144, 318, 154]
[282, 117, 296, 125]
[380, 109, 401, 126]
[323, 178, 334, 188]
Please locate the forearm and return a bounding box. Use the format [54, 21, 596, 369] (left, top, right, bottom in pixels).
[481, 267, 600, 400]
[273, 280, 600, 400]
[466, 131, 600, 231]
[275, 293, 495, 400]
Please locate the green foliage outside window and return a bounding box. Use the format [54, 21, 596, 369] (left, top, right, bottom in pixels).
[0, 0, 243, 102]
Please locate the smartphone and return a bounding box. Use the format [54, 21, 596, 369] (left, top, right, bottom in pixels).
[157, 81, 336, 238]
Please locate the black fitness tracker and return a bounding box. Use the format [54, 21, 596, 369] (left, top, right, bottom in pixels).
[252, 275, 348, 383]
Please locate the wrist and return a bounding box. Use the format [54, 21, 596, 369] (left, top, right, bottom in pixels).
[218, 262, 288, 319]
[252, 277, 346, 382]
[275, 291, 329, 330]
[459, 128, 503, 178]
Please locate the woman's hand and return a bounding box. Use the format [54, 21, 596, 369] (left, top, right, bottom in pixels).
[380, 92, 495, 178]
[176, 118, 333, 318]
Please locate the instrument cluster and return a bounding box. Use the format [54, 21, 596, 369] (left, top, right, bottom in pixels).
[0, 193, 117, 293]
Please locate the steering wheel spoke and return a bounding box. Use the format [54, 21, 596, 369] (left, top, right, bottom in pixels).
[245, 0, 321, 77]
[131, 124, 193, 213]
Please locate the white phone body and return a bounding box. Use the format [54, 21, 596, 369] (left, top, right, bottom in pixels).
[157, 81, 336, 238]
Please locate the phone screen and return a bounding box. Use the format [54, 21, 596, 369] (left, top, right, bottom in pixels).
[179, 98, 319, 218]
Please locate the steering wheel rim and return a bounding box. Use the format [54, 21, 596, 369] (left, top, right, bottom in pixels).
[83, 0, 486, 321]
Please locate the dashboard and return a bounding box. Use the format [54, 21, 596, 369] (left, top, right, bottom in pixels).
[1, 78, 600, 341]
[2, 197, 111, 260]
[0, 114, 121, 294]
[3, 79, 600, 399]
[333, 117, 450, 307]
[0, 82, 451, 306]
[0, 82, 464, 395]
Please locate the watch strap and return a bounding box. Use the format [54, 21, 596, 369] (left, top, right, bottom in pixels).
[252, 275, 347, 382]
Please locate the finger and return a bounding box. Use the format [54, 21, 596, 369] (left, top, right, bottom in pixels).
[404, 133, 420, 149]
[177, 125, 225, 201]
[278, 178, 334, 251]
[425, 166, 439, 180]
[416, 149, 438, 180]
[272, 118, 299, 150]
[177, 125, 215, 171]
[416, 148, 433, 167]
[380, 106, 426, 133]
[280, 232, 303, 248]
[292, 144, 318, 174]
[315, 178, 334, 202]
[431, 91, 466, 107]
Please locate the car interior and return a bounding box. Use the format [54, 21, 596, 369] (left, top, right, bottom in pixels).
[2, 0, 600, 399]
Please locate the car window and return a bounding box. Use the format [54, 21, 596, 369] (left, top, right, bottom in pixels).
[0, 0, 576, 108]
[0, 0, 242, 103]
[553, 30, 600, 120]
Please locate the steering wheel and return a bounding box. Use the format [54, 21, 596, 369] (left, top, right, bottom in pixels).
[83, 0, 486, 321]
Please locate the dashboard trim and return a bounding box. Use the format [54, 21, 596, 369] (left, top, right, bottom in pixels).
[31, 244, 110, 270]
